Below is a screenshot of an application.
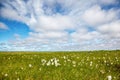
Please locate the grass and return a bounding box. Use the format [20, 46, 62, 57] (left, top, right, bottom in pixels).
[0, 50, 120, 80]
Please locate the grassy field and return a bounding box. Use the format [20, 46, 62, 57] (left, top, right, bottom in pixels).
[0, 50, 120, 80]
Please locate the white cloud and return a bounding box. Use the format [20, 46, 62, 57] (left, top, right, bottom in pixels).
[0, 22, 9, 30]
[71, 28, 100, 42]
[28, 15, 75, 32]
[0, 6, 28, 23]
[82, 5, 119, 26]
[29, 31, 69, 42]
[97, 20, 120, 38]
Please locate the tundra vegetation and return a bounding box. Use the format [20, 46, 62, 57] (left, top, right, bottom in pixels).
[0, 50, 120, 80]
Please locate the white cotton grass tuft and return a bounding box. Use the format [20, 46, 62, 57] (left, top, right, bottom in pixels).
[90, 61, 93, 66]
[72, 61, 76, 64]
[54, 58, 61, 67]
[39, 68, 41, 71]
[29, 64, 32, 68]
[41, 59, 46, 65]
[41, 58, 61, 67]
[73, 64, 76, 67]
[46, 61, 51, 66]
[21, 67, 24, 70]
[107, 75, 112, 80]
[4, 73, 8, 77]
[17, 78, 20, 80]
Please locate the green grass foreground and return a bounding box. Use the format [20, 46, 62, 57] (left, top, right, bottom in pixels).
[0, 50, 120, 80]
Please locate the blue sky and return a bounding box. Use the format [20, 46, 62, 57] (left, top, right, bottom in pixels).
[0, 0, 120, 51]
[0, 17, 30, 42]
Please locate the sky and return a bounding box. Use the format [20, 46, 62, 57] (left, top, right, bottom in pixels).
[0, 0, 120, 51]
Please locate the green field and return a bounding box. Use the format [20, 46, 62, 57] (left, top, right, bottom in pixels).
[0, 50, 120, 80]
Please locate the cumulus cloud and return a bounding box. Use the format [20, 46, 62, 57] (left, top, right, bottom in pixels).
[82, 5, 119, 26]
[97, 20, 120, 38]
[0, 0, 120, 51]
[28, 15, 75, 32]
[71, 29, 100, 42]
[0, 22, 9, 30]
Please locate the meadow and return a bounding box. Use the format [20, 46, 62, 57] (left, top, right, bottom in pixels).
[0, 50, 120, 80]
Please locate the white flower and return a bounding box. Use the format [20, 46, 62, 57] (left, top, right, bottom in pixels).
[114, 76, 116, 79]
[17, 78, 20, 80]
[90, 61, 93, 66]
[51, 62, 54, 65]
[96, 64, 98, 68]
[50, 59, 54, 62]
[41, 59, 46, 65]
[29, 64, 32, 68]
[103, 57, 105, 59]
[55, 63, 61, 67]
[4, 73, 8, 77]
[115, 57, 118, 59]
[73, 64, 76, 67]
[77, 57, 79, 59]
[34, 55, 37, 57]
[104, 60, 107, 63]
[72, 61, 76, 64]
[54, 58, 60, 67]
[67, 59, 71, 62]
[21, 67, 24, 70]
[93, 57, 96, 60]
[46, 61, 51, 66]
[100, 70, 105, 74]
[111, 62, 113, 65]
[39, 68, 41, 71]
[64, 60, 67, 63]
[63, 56, 66, 59]
[8, 57, 10, 60]
[107, 75, 112, 80]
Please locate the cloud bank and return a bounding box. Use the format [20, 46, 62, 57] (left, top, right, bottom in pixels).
[0, 0, 120, 51]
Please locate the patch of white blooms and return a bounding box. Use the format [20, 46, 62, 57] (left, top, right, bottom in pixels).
[29, 64, 32, 68]
[90, 61, 93, 66]
[41, 58, 61, 67]
[17, 78, 20, 80]
[4, 73, 8, 77]
[107, 75, 112, 80]
[21, 67, 24, 70]
[72, 61, 76, 67]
